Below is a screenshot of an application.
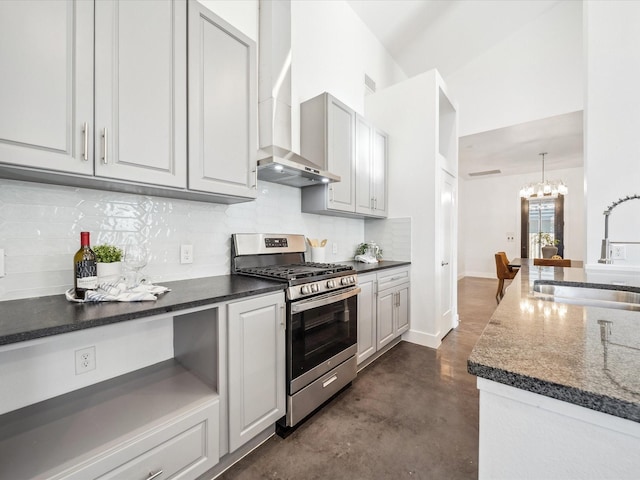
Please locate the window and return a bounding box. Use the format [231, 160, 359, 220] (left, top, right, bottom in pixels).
[520, 196, 564, 258]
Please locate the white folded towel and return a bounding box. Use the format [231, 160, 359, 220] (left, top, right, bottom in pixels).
[66, 282, 170, 303]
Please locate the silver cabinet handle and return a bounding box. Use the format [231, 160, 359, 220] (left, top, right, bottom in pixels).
[374, 197, 377, 209]
[101, 128, 108, 164]
[253, 168, 258, 189]
[279, 304, 285, 329]
[82, 122, 88, 161]
[441, 261, 449, 266]
[371, 197, 374, 209]
[147, 470, 163, 480]
[322, 375, 338, 388]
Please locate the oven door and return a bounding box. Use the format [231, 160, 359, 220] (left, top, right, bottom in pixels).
[288, 286, 359, 394]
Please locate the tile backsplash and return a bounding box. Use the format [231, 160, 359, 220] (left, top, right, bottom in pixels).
[0, 179, 364, 301]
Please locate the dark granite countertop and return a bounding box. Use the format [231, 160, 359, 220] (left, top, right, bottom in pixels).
[0, 276, 285, 347]
[340, 260, 411, 274]
[468, 264, 640, 422]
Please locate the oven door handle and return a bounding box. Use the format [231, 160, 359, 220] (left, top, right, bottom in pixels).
[291, 287, 361, 313]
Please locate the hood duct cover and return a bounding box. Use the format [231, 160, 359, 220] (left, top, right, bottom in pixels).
[257, 0, 340, 187]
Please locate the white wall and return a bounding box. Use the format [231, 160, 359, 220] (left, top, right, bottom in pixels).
[290, 0, 406, 151]
[446, 0, 583, 137]
[460, 167, 584, 278]
[585, 1, 640, 268]
[365, 70, 457, 348]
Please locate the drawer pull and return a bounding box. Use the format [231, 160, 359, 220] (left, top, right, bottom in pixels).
[147, 469, 163, 480]
[322, 375, 338, 388]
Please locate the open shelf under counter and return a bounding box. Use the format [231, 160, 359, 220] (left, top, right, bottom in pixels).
[0, 359, 219, 479]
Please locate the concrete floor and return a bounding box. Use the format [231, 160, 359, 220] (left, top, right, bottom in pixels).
[217, 277, 497, 480]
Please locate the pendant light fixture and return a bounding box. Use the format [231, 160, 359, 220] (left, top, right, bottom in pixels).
[519, 152, 568, 199]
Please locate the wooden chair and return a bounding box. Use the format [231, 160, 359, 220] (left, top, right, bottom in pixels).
[533, 258, 571, 267]
[495, 252, 518, 303]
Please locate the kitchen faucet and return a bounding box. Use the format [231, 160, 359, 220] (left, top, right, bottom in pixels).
[598, 194, 640, 263]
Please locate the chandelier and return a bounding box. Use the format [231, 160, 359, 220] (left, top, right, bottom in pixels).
[519, 152, 568, 199]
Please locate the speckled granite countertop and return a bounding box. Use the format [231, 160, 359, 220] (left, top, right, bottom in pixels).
[341, 260, 411, 273]
[0, 276, 284, 347]
[468, 264, 640, 422]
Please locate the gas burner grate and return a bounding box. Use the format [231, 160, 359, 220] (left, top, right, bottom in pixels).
[237, 262, 353, 281]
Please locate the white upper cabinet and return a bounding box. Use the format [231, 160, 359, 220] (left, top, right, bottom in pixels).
[355, 116, 387, 217]
[0, 0, 94, 175]
[94, 0, 187, 188]
[325, 96, 356, 212]
[187, 1, 257, 198]
[301, 93, 387, 218]
[0, 0, 257, 204]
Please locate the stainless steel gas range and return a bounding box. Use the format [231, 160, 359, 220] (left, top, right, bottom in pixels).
[231, 233, 359, 431]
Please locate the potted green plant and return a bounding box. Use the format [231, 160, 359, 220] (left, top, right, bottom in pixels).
[535, 233, 560, 258]
[93, 244, 123, 282]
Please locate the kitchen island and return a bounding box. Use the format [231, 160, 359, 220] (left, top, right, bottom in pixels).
[468, 264, 640, 479]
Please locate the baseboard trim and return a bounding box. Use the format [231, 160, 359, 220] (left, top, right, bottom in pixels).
[402, 329, 441, 349]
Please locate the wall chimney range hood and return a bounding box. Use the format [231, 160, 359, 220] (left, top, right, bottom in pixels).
[257, 0, 340, 188]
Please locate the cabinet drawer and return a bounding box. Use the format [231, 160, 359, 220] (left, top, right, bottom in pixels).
[377, 267, 410, 290]
[62, 398, 219, 480]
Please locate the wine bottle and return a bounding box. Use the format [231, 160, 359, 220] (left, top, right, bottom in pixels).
[74, 231, 97, 299]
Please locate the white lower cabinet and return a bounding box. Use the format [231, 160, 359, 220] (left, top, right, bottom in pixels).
[75, 399, 219, 480]
[227, 292, 286, 452]
[357, 266, 410, 365]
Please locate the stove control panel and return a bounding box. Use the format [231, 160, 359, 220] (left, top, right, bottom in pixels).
[264, 237, 288, 248]
[288, 274, 358, 301]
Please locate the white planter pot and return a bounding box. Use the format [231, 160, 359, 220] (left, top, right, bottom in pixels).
[97, 262, 122, 283]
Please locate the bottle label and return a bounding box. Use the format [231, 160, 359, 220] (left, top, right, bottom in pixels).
[76, 261, 98, 289]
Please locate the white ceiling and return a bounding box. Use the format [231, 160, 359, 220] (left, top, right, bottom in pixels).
[345, 0, 583, 180]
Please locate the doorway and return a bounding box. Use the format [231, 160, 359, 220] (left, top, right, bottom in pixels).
[521, 196, 565, 258]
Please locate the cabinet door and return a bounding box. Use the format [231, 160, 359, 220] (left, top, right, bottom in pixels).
[187, 1, 257, 198]
[371, 129, 388, 217]
[94, 0, 187, 188]
[355, 116, 373, 215]
[396, 284, 410, 335]
[0, 0, 94, 175]
[227, 293, 285, 452]
[357, 274, 377, 364]
[377, 288, 395, 349]
[326, 96, 355, 212]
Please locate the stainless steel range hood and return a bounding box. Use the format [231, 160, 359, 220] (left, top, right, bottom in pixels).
[257, 0, 340, 187]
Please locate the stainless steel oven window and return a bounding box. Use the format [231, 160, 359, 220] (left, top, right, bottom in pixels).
[288, 289, 358, 386]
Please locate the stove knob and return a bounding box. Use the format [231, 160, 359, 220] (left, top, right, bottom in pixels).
[350, 276, 356, 284]
[326, 280, 335, 288]
[311, 284, 319, 293]
[301, 285, 311, 295]
[341, 277, 349, 286]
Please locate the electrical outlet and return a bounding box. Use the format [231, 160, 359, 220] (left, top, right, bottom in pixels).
[332, 242, 338, 254]
[611, 245, 626, 260]
[180, 244, 193, 264]
[75, 346, 96, 375]
[506, 233, 515, 243]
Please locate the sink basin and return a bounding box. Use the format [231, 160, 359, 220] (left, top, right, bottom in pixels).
[532, 281, 640, 311]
